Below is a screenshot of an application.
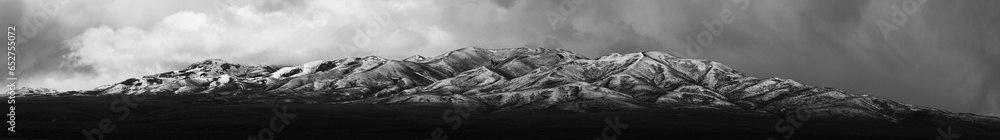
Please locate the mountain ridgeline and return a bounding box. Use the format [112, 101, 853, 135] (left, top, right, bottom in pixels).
[36, 47, 1000, 128]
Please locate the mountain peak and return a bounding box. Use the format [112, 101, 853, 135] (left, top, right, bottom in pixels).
[186, 58, 228, 69]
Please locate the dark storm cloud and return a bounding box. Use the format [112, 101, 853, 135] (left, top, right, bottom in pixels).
[0, 0, 95, 92]
[494, 0, 1000, 116]
[489, 0, 517, 9]
[1, 0, 219, 92]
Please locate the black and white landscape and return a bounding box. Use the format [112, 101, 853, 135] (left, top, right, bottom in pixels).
[2, 0, 999, 139]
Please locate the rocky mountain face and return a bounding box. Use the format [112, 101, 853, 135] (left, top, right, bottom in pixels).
[31, 47, 1000, 127]
[10, 87, 61, 96]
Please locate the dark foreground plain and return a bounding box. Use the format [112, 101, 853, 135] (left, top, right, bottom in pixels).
[3, 95, 998, 140]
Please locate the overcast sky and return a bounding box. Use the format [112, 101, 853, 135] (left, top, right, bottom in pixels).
[1, 0, 997, 116]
